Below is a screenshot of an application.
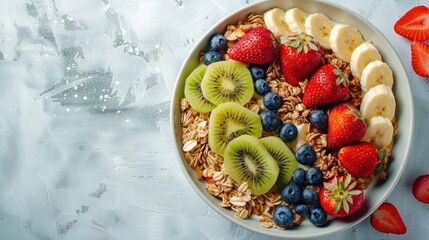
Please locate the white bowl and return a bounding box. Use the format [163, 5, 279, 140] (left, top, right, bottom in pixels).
[170, 0, 414, 238]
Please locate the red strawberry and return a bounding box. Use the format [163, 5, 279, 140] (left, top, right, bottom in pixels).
[204, 176, 217, 185]
[411, 41, 429, 77]
[338, 142, 379, 178]
[280, 33, 323, 86]
[227, 28, 276, 65]
[302, 64, 349, 108]
[370, 202, 407, 234]
[327, 103, 366, 150]
[412, 174, 429, 203]
[394, 5, 429, 41]
[319, 174, 364, 218]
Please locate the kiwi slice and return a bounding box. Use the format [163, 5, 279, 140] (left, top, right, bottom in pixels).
[208, 102, 262, 156]
[184, 64, 216, 113]
[201, 60, 254, 106]
[260, 136, 299, 193]
[224, 135, 279, 195]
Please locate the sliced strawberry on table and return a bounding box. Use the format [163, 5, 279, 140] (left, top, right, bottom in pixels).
[302, 63, 349, 108]
[394, 5, 429, 41]
[411, 41, 429, 78]
[327, 103, 366, 150]
[412, 174, 429, 203]
[370, 202, 407, 234]
[319, 174, 364, 218]
[338, 142, 379, 178]
[227, 28, 276, 65]
[280, 33, 323, 86]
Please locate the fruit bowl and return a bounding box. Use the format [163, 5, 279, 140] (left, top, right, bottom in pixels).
[170, 0, 414, 238]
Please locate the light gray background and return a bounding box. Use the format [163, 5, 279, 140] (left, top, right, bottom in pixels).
[1, 0, 428, 239]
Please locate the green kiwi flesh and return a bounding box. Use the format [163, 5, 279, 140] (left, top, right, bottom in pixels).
[224, 135, 279, 195]
[208, 102, 262, 156]
[184, 64, 216, 113]
[201, 60, 253, 106]
[260, 136, 298, 192]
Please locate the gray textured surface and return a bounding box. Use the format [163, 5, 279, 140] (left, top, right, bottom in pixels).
[0, 0, 428, 239]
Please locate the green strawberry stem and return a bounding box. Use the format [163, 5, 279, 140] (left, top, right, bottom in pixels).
[333, 68, 348, 87]
[324, 174, 362, 214]
[281, 33, 319, 54]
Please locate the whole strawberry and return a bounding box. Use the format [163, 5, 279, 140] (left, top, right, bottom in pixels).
[227, 28, 276, 65]
[302, 64, 349, 108]
[319, 174, 364, 218]
[327, 103, 366, 150]
[338, 142, 379, 178]
[280, 33, 323, 86]
[412, 174, 429, 203]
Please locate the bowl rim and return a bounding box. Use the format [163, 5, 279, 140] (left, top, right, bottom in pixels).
[170, 0, 414, 238]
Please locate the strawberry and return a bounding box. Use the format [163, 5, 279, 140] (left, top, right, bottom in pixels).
[411, 41, 429, 77]
[412, 174, 429, 203]
[370, 202, 407, 234]
[338, 142, 379, 178]
[227, 28, 276, 65]
[302, 64, 349, 108]
[394, 5, 429, 42]
[319, 174, 364, 218]
[280, 33, 323, 86]
[327, 103, 366, 150]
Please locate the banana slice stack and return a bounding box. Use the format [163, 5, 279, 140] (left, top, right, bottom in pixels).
[262, 7, 397, 149]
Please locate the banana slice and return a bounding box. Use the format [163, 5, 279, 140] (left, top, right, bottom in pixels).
[360, 60, 394, 93]
[305, 13, 335, 49]
[361, 116, 394, 148]
[350, 42, 382, 79]
[360, 84, 396, 120]
[289, 123, 310, 151]
[285, 8, 308, 33]
[330, 24, 364, 63]
[263, 8, 291, 37]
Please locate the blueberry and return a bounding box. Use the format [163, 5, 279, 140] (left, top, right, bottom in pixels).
[306, 167, 323, 185]
[295, 204, 310, 216]
[250, 65, 266, 81]
[295, 144, 317, 165]
[279, 123, 298, 142]
[272, 205, 294, 228]
[254, 79, 270, 95]
[203, 50, 222, 65]
[260, 110, 282, 132]
[209, 34, 227, 51]
[281, 182, 302, 204]
[292, 168, 306, 185]
[308, 110, 328, 131]
[263, 92, 282, 110]
[302, 188, 319, 205]
[309, 207, 327, 227]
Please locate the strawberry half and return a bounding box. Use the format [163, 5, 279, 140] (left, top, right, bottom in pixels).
[227, 28, 276, 65]
[338, 142, 379, 178]
[302, 64, 349, 108]
[394, 5, 429, 42]
[412, 174, 429, 203]
[319, 174, 364, 218]
[327, 103, 366, 150]
[370, 202, 407, 234]
[411, 41, 429, 77]
[280, 33, 323, 86]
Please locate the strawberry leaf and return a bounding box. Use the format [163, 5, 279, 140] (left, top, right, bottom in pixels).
[374, 162, 385, 177]
[297, 44, 303, 54]
[303, 45, 309, 54]
[308, 42, 319, 51]
[378, 149, 386, 160]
